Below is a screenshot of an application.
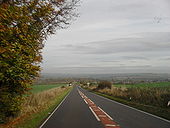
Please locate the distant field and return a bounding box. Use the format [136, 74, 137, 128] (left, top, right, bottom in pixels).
[113, 82, 170, 88]
[31, 83, 67, 94]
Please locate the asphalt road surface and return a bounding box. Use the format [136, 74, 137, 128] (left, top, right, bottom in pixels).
[40, 86, 103, 128]
[40, 86, 170, 128]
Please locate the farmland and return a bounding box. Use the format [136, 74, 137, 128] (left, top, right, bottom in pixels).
[30, 83, 67, 94]
[113, 82, 170, 88]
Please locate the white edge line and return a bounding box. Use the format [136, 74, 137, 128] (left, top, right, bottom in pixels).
[89, 107, 100, 121]
[98, 107, 113, 120]
[84, 99, 88, 104]
[88, 89, 170, 123]
[39, 89, 72, 128]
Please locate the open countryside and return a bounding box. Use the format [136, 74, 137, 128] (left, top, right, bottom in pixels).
[0, 0, 170, 128]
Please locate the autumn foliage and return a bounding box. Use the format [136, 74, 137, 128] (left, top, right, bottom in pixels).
[0, 0, 79, 123]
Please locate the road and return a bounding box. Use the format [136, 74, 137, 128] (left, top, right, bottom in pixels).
[40, 86, 103, 128]
[40, 86, 170, 128]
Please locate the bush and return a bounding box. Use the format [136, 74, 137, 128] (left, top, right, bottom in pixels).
[97, 81, 112, 89]
[0, 91, 23, 123]
[61, 85, 65, 88]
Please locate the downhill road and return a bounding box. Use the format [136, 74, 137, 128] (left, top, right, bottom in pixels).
[40, 86, 170, 128]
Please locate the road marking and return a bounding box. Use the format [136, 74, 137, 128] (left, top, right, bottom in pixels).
[89, 106, 101, 121]
[78, 87, 170, 123]
[39, 89, 72, 128]
[98, 107, 113, 120]
[89, 99, 94, 104]
[84, 99, 88, 104]
[90, 105, 97, 108]
[78, 89, 121, 128]
[98, 115, 107, 117]
[91, 91, 170, 123]
[93, 109, 101, 112]
[105, 124, 119, 127]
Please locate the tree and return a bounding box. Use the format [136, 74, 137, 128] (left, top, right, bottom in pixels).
[97, 81, 112, 89]
[0, 0, 79, 122]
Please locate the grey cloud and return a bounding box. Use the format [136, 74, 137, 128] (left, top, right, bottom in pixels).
[43, 65, 170, 74]
[159, 57, 170, 60]
[60, 32, 170, 55]
[121, 56, 149, 60]
[81, 0, 170, 23]
[101, 60, 122, 63]
[42, 0, 170, 74]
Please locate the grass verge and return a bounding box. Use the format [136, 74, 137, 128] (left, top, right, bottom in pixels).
[94, 91, 170, 120]
[0, 86, 72, 128]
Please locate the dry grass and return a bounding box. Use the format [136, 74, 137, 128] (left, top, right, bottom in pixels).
[83, 84, 170, 120]
[94, 86, 170, 107]
[23, 87, 67, 113]
[98, 86, 128, 97]
[0, 86, 71, 128]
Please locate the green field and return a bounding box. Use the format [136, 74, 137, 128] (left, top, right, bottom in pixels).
[113, 82, 170, 88]
[30, 83, 67, 94]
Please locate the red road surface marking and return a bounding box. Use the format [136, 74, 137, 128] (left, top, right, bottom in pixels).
[78, 90, 121, 128]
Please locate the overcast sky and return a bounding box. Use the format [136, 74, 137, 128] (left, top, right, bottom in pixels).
[42, 0, 170, 74]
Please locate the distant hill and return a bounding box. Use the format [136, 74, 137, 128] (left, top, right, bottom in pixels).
[38, 73, 170, 82]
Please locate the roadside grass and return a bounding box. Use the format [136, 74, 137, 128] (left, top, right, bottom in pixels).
[113, 82, 170, 88]
[0, 86, 72, 128]
[96, 86, 170, 107]
[94, 92, 170, 120]
[30, 83, 67, 94]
